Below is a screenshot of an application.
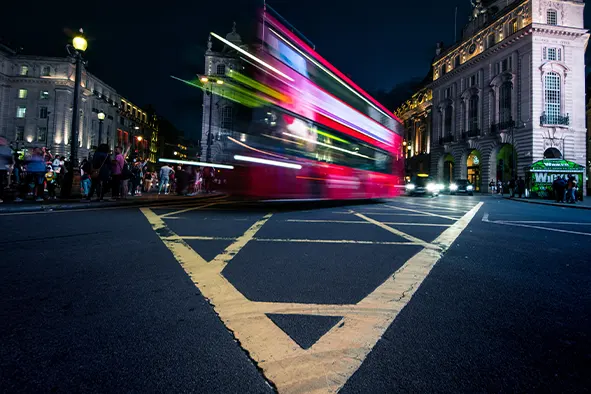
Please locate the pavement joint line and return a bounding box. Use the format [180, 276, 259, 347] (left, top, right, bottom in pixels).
[332, 211, 431, 217]
[353, 211, 440, 250]
[208, 213, 273, 267]
[284, 219, 451, 227]
[141, 202, 483, 393]
[383, 204, 461, 221]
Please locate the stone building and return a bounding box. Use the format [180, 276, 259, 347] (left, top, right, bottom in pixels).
[200, 23, 247, 163]
[395, 86, 433, 179]
[0, 43, 159, 162]
[429, 0, 588, 193]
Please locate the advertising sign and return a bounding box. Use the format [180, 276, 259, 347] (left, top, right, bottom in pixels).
[528, 159, 584, 200]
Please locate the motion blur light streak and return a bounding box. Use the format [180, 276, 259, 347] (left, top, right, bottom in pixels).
[233, 155, 302, 170]
[159, 158, 234, 170]
[227, 136, 289, 160]
[314, 129, 350, 144]
[210, 32, 294, 82]
[282, 132, 374, 160]
[261, 134, 304, 146]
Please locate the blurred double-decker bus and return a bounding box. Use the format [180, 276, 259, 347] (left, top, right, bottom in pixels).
[212, 8, 404, 199]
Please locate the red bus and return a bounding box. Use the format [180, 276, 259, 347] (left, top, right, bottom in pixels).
[214, 9, 404, 199]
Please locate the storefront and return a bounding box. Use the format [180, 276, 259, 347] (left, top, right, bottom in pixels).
[527, 159, 584, 200]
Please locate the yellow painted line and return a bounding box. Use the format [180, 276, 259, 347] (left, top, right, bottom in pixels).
[159, 201, 223, 218]
[141, 201, 483, 393]
[383, 205, 460, 221]
[354, 212, 438, 250]
[209, 213, 273, 267]
[255, 238, 424, 245]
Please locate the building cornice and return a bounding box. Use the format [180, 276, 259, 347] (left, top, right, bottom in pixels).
[531, 23, 589, 37]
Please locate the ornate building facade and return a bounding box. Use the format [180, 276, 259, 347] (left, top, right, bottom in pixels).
[430, 0, 588, 193]
[395, 87, 433, 179]
[0, 43, 159, 162]
[200, 24, 246, 163]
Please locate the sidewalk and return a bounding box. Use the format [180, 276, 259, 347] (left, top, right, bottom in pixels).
[501, 195, 591, 210]
[0, 192, 226, 214]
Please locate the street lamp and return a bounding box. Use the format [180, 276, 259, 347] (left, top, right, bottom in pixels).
[97, 110, 105, 146]
[62, 28, 87, 198]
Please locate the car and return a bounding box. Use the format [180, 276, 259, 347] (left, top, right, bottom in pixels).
[405, 175, 439, 197]
[449, 179, 474, 196]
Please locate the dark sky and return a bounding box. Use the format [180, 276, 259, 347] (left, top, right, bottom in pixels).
[3, 0, 590, 139]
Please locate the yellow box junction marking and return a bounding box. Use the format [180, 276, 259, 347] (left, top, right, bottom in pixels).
[141, 202, 483, 393]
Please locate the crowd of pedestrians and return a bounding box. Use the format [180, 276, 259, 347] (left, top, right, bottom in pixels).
[551, 175, 579, 204]
[0, 139, 219, 204]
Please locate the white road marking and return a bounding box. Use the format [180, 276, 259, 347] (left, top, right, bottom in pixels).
[384, 205, 461, 221]
[482, 212, 591, 236]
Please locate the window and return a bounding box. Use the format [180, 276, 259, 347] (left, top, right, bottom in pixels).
[495, 63, 500, 75]
[37, 127, 47, 142]
[442, 64, 447, 76]
[16, 126, 24, 141]
[500, 82, 512, 123]
[558, 48, 562, 61]
[544, 72, 561, 123]
[16, 106, 26, 118]
[548, 48, 557, 61]
[488, 33, 496, 48]
[468, 95, 479, 132]
[547, 9, 557, 25]
[221, 106, 233, 129]
[217, 64, 226, 75]
[444, 87, 453, 98]
[19, 66, 28, 76]
[444, 104, 453, 134]
[469, 74, 479, 87]
[454, 55, 460, 68]
[18, 89, 27, 99]
[501, 57, 511, 72]
[39, 106, 48, 119]
[41, 66, 51, 76]
[40, 90, 49, 100]
[510, 19, 518, 35]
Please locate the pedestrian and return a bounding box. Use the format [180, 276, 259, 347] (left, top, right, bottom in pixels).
[130, 162, 142, 196]
[80, 159, 91, 199]
[143, 170, 153, 193]
[517, 176, 525, 198]
[87, 144, 111, 201]
[566, 176, 576, 204]
[497, 180, 503, 195]
[158, 164, 174, 195]
[555, 176, 566, 203]
[0, 137, 14, 203]
[26, 147, 47, 202]
[508, 178, 516, 198]
[45, 165, 58, 200]
[110, 146, 129, 200]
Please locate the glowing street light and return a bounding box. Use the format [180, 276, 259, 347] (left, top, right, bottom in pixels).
[72, 33, 88, 52]
[97, 110, 106, 145]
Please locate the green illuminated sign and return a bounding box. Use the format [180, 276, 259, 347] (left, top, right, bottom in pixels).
[528, 159, 584, 199]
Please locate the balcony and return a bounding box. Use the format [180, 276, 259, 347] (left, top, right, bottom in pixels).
[439, 134, 455, 145]
[540, 114, 569, 126]
[490, 119, 515, 134]
[462, 129, 480, 140]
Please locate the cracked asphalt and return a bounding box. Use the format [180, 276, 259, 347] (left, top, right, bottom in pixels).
[1, 195, 589, 392]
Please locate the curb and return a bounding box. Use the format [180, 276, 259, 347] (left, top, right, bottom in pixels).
[0, 193, 226, 214]
[503, 197, 591, 210]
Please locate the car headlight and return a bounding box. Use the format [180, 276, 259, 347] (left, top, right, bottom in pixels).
[426, 183, 436, 192]
[467, 185, 474, 191]
[436, 183, 444, 191]
[449, 184, 458, 191]
[405, 184, 415, 190]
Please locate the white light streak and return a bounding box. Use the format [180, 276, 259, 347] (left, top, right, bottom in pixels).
[159, 158, 234, 170]
[233, 155, 302, 170]
[283, 132, 373, 160]
[211, 32, 294, 82]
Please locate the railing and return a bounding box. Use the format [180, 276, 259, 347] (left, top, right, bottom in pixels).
[462, 129, 480, 140]
[439, 134, 455, 145]
[540, 114, 569, 126]
[490, 119, 515, 134]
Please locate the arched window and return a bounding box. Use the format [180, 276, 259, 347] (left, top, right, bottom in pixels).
[499, 82, 512, 124]
[468, 95, 479, 132]
[544, 72, 561, 124]
[221, 106, 233, 129]
[41, 66, 51, 76]
[488, 33, 496, 48]
[444, 104, 453, 134]
[216, 64, 226, 75]
[547, 9, 557, 25]
[543, 148, 562, 159]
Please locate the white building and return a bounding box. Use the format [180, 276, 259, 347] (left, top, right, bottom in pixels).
[430, 0, 588, 193]
[0, 43, 158, 162]
[200, 23, 246, 163]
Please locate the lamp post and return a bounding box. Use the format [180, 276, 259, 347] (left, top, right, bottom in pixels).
[62, 28, 87, 198]
[200, 76, 224, 162]
[97, 110, 105, 146]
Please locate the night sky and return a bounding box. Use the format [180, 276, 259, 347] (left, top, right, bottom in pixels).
[3, 0, 591, 139]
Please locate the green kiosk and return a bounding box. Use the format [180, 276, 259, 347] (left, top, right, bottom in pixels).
[526, 159, 585, 201]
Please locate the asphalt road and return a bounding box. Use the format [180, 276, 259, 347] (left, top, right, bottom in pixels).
[1, 195, 589, 393]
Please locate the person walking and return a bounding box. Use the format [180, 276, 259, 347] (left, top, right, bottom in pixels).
[110, 146, 129, 200]
[87, 144, 111, 201]
[26, 147, 47, 202]
[517, 176, 526, 198]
